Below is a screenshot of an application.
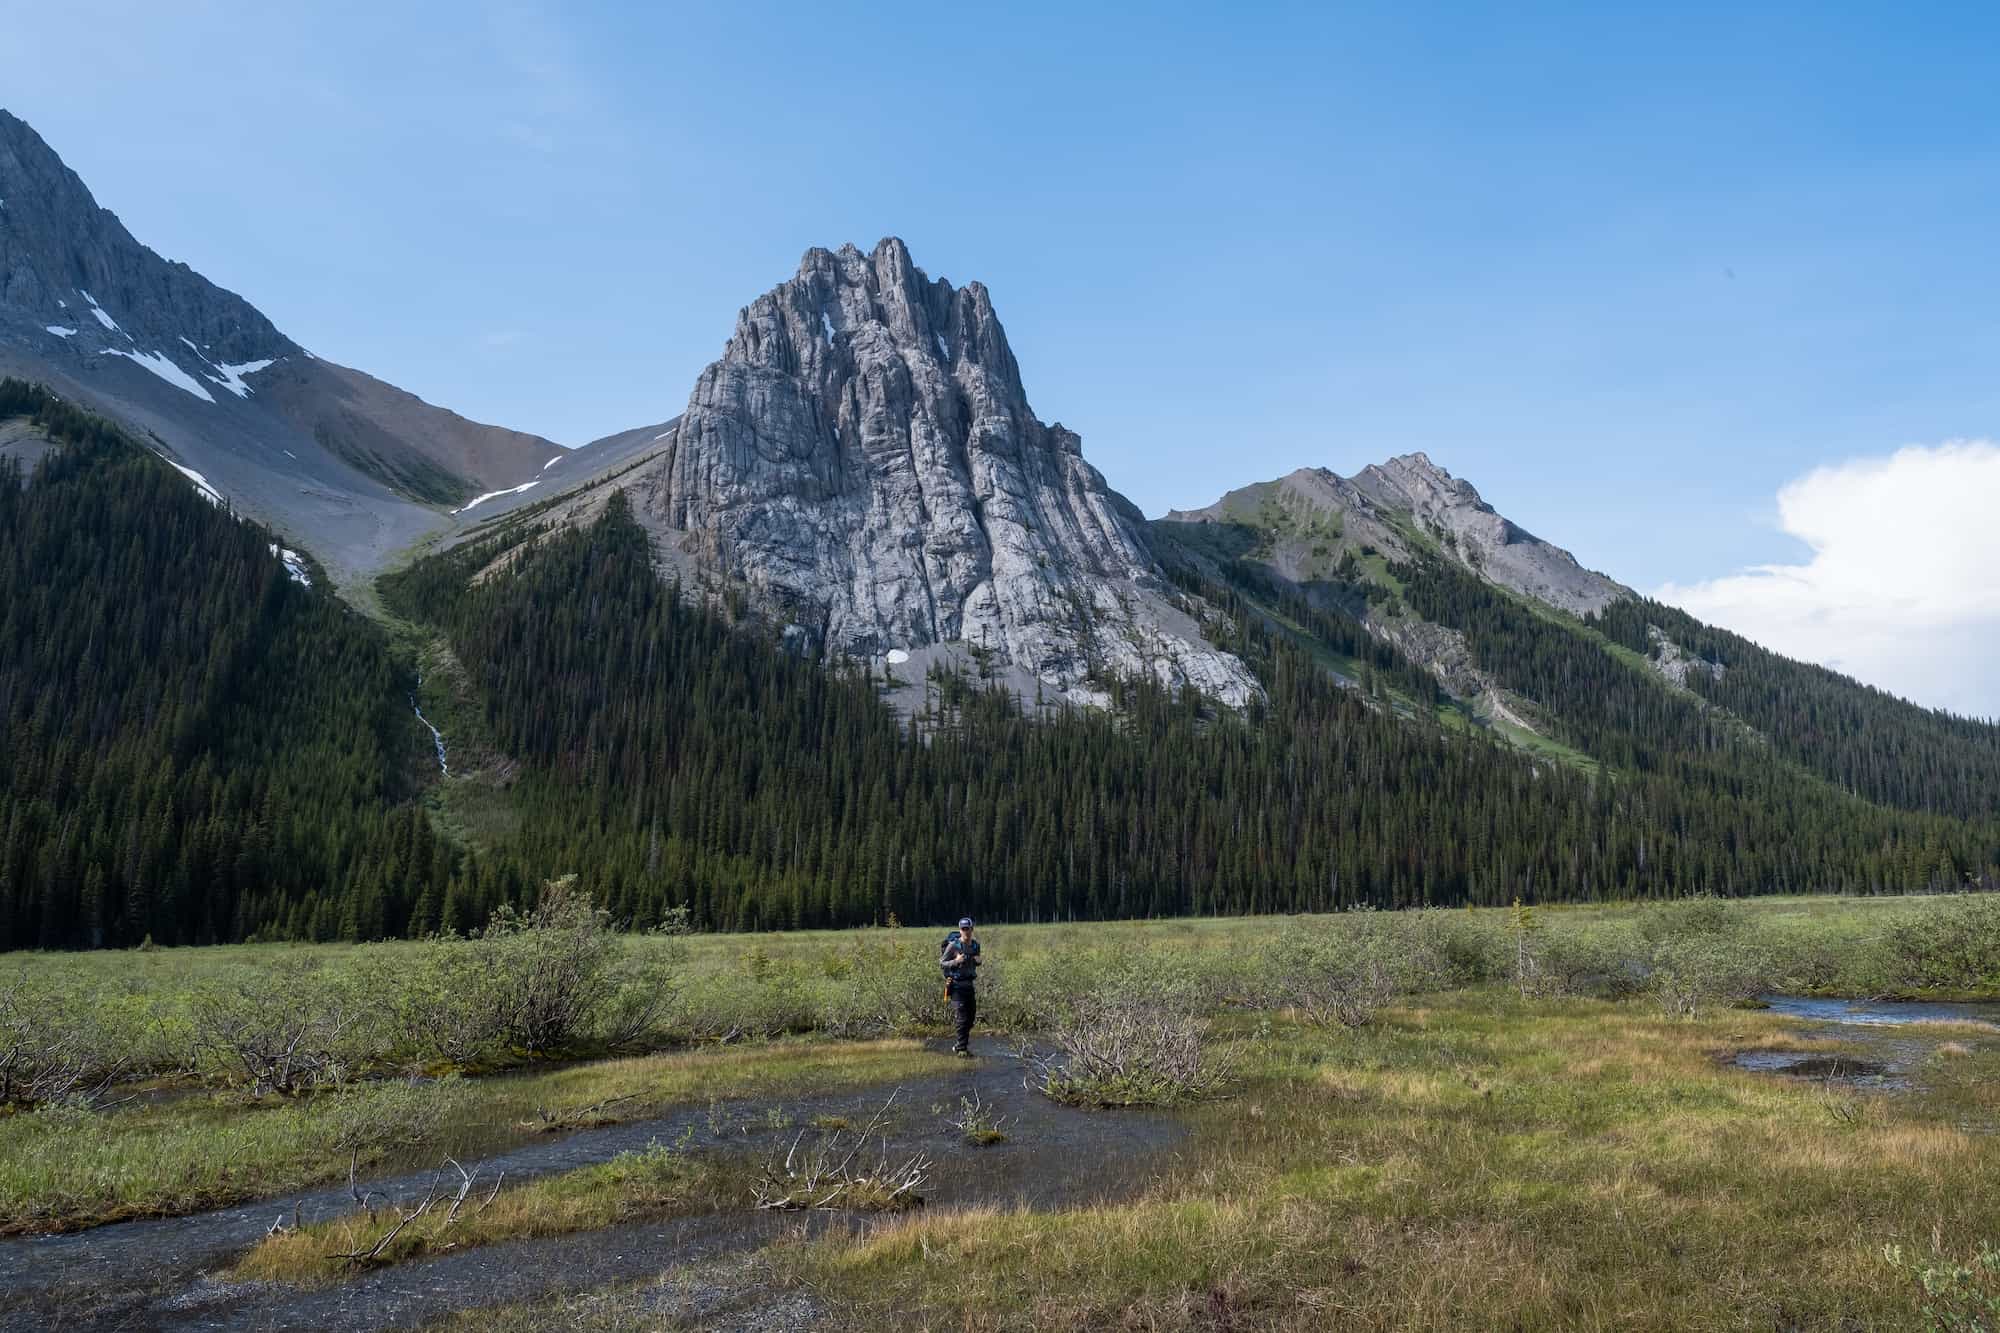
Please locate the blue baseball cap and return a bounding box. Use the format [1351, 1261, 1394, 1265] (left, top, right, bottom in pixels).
[959, 917, 975, 929]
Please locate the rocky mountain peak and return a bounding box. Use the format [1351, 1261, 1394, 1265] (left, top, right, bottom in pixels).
[0, 110, 295, 367]
[1356, 451, 1482, 510]
[0, 108, 559, 578]
[1170, 452, 1629, 618]
[573, 239, 1259, 708]
[706, 237, 1031, 434]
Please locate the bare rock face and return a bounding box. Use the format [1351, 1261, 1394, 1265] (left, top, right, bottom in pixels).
[1646, 625, 1725, 689]
[1348, 453, 1627, 615]
[1169, 453, 1628, 617]
[0, 108, 560, 579]
[608, 238, 1259, 707]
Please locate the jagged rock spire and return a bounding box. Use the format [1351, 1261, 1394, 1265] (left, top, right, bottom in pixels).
[621, 238, 1258, 707]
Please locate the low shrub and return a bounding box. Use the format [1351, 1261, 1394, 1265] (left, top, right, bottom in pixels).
[384, 885, 685, 1065]
[189, 962, 374, 1094]
[1526, 926, 1647, 1000]
[948, 1092, 1010, 1146]
[1762, 922, 1893, 997]
[1886, 895, 2000, 994]
[592, 946, 683, 1049]
[811, 930, 940, 1038]
[1638, 894, 1744, 944]
[480, 877, 617, 1057]
[1267, 914, 1441, 1028]
[1647, 934, 1771, 1020]
[384, 938, 511, 1068]
[1026, 994, 1231, 1106]
[982, 949, 1101, 1031]
[1407, 908, 1505, 989]
[678, 963, 817, 1041]
[0, 975, 129, 1106]
[1881, 1239, 2000, 1331]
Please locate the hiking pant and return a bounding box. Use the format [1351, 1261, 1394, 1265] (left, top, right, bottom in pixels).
[948, 982, 977, 1050]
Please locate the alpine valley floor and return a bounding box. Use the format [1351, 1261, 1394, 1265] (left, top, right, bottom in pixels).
[6, 896, 2000, 1330]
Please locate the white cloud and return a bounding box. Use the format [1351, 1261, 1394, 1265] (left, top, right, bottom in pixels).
[1656, 441, 2000, 720]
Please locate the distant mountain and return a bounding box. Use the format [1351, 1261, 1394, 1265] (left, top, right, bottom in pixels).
[508, 238, 1257, 708]
[1156, 458, 2000, 822]
[0, 109, 560, 583]
[1165, 454, 1629, 615]
[1159, 453, 1632, 730]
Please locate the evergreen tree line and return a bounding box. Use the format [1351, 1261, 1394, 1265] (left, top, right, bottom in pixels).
[1590, 598, 2000, 820]
[0, 381, 462, 948]
[1383, 549, 1997, 823]
[378, 494, 1998, 934]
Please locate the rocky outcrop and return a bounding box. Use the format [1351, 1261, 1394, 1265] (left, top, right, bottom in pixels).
[1645, 626, 1725, 689]
[574, 238, 1258, 708]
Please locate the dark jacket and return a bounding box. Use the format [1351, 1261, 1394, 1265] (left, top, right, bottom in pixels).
[941, 931, 981, 985]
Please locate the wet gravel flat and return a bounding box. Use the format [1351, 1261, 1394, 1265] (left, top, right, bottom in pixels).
[4, 1043, 1183, 1332]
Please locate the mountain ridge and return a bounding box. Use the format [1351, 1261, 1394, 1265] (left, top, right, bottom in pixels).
[0, 109, 560, 582]
[1165, 451, 1630, 616]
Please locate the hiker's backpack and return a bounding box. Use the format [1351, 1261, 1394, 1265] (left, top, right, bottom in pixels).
[939, 930, 965, 980]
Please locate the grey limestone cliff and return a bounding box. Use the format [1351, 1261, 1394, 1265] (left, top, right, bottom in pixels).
[570, 238, 1259, 708]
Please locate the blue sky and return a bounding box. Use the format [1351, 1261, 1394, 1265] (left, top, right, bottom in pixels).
[10, 1, 2000, 713]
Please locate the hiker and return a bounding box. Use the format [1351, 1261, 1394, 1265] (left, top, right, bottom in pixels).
[941, 917, 983, 1056]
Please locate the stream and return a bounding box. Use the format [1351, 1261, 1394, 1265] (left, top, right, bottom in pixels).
[2, 1044, 1183, 1331]
[1731, 994, 2000, 1088]
[409, 672, 447, 776]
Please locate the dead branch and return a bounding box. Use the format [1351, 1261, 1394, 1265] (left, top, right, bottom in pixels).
[751, 1089, 928, 1211]
[329, 1165, 448, 1264]
[329, 1156, 496, 1265]
[524, 1092, 638, 1132]
[348, 1150, 388, 1212]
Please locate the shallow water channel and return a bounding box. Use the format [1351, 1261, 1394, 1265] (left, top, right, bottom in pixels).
[2, 1043, 1182, 1332]
[1731, 994, 2000, 1088]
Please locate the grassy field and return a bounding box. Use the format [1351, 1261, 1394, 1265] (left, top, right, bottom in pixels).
[6, 890, 1971, 992]
[7, 893, 2000, 1327]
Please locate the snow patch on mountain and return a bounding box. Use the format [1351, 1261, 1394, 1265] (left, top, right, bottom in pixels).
[102, 348, 216, 403]
[210, 358, 278, 398]
[161, 457, 223, 505]
[453, 480, 539, 515]
[79, 289, 124, 335]
[45, 325, 75, 338]
[170, 337, 278, 398]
